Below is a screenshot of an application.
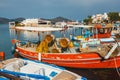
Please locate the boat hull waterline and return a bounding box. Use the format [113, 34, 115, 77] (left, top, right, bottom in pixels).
[15, 47, 120, 68]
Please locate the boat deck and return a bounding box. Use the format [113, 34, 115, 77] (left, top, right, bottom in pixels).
[16, 40, 120, 59]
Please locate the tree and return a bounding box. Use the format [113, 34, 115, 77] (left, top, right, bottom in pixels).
[83, 16, 92, 24]
[108, 12, 120, 22]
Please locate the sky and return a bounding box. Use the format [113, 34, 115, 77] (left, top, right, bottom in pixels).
[0, 0, 120, 20]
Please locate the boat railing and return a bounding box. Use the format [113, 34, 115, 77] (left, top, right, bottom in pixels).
[17, 41, 38, 48]
[104, 43, 118, 59]
[0, 72, 21, 80]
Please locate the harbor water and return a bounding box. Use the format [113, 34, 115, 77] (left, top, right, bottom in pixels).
[0, 24, 120, 80]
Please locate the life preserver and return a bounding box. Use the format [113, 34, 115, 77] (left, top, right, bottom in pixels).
[59, 38, 70, 48]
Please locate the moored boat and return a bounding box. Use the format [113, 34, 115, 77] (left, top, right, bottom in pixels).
[0, 58, 85, 80]
[10, 26, 120, 69]
[14, 41, 120, 68]
[69, 24, 120, 43]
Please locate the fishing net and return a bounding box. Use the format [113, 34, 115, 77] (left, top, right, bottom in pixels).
[59, 38, 70, 48]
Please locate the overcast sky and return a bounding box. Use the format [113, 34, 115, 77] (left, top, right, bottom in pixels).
[0, 0, 120, 20]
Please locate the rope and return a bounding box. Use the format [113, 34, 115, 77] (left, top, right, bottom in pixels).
[114, 57, 120, 77]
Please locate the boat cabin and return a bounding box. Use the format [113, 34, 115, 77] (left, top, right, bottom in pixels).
[94, 24, 113, 38]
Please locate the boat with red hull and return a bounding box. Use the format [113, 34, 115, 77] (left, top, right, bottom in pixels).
[10, 25, 120, 69]
[14, 47, 120, 68]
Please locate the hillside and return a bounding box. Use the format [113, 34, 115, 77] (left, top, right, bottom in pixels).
[0, 16, 72, 24]
[50, 16, 72, 22]
[41, 16, 72, 23]
[0, 17, 25, 24]
[0, 17, 10, 24]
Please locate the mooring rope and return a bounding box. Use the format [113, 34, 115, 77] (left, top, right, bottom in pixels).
[113, 35, 120, 77]
[114, 57, 120, 77]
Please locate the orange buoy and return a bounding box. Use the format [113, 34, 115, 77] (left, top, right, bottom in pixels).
[0, 52, 5, 60]
[11, 39, 19, 45]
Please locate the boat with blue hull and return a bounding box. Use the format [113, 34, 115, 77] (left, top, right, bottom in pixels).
[0, 58, 86, 80]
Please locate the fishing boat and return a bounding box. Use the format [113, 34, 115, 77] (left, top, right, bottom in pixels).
[68, 24, 120, 44]
[0, 58, 85, 80]
[11, 26, 120, 69]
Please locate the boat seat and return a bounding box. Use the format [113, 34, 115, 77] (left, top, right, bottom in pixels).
[52, 71, 77, 80]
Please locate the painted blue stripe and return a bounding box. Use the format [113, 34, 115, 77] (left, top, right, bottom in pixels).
[0, 69, 50, 80]
[0, 78, 9, 80]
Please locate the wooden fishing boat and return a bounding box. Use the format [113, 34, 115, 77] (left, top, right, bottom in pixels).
[11, 26, 120, 69]
[14, 41, 120, 68]
[0, 58, 85, 80]
[69, 24, 120, 43]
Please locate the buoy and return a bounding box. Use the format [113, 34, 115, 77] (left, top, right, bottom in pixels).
[11, 39, 19, 45]
[0, 52, 5, 60]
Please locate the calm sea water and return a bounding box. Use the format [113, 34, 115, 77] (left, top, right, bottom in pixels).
[0, 24, 120, 80]
[0, 24, 13, 59]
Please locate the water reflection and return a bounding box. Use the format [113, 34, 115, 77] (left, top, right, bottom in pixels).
[9, 28, 74, 42]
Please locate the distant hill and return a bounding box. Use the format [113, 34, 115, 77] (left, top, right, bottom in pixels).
[41, 16, 72, 23]
[0, 17, 25, 24]
[0, 16, 72, 24]
[10, 17, 25, 22]
[50, 16, 72, 22]
[0, 17, 10, 24]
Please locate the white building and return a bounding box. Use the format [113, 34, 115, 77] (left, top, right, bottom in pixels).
[21, 18, 51, 27]
[92, 13, 108, 23]
[21, 18, 39, 26]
